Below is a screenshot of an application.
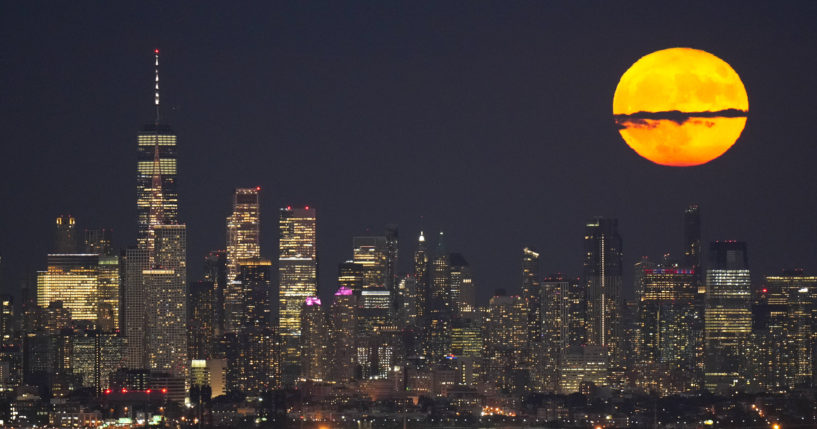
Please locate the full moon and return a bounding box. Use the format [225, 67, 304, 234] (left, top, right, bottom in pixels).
[613, 48, 748, 166]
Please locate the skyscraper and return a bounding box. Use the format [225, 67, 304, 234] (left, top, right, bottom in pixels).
[413, 231, 430, 323]
[145, 224, 187, 380]
[682, 205, 701, 273]
[584, 217, 623, 365]
[300, 297, 328, 382]
[136, 51, 178, 250]
[278, 206, 317, 384]
[123, 247, 149, 368]
[431, 232, 451, 310]
[329, 286, 357, 382]
[225, 187, 261, 332]
[704, 241, 751, 394]
[449, 253, 474, 314]
[521, 247, 541, 382]
[637, 265, 699, 393]
[37, 254, 99, 322]
[352, 236, 388, 290]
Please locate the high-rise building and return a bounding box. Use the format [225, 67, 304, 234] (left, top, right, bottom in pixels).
[352, 236, 388, 290]
[136, 51, 178, 250]
[225, 187, 261, 332]
[96, 254, 120, 332]
[637, 265, 699, 393]
[37, 254, 99, 322]
[521, 247, 541, 384]
[145, 224, 187, 380]
[300, 297, 328, 381]
[583, 217, 623, 367]
[123, 247, 150, 368]
[752, 270, 817, 391]
[203, 250, 228, 336]
[329, 286, 357, 382]
[277, 206, 317, 384]
[704, 241, 751, 394]
[431, 232, 451, 310]
[539, 274, 572, 393]
[449, 253, 474, 314]
[484, 292, 527, 393]
[395, 275, 418, 328]
[450, 314, 482, 387]
[413, 231, 430, 323]
[682, 205, 701, 274]
[385, 225, 399, 291]
[228, 258, 278, 393]
[54, 215, 78, 253]
[188, 280, 215, 361]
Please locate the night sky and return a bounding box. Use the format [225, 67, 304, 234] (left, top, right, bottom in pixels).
[2, 2, 817, 303]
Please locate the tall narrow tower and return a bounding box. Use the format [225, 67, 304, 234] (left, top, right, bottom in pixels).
[583, 217, 623, 362]
[225, 187, 261, 332]
[278, 206, 318, 385]
[137, 49, 178, 250]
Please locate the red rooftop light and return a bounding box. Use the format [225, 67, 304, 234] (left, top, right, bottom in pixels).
[161, 388, 168, 394]
[104, 389, 112, 395]
[154, 49, 159, 54]
[121, 388, 128, 394]
[305, 205, 310, 210]
[256, 186, 261, 191]
[145, 388, 152, 394]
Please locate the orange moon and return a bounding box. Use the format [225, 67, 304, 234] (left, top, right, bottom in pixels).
[613, 48, 748, 166]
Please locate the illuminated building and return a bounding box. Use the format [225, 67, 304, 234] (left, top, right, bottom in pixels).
[396, 275, 417, 328]
[704, 241, 751, 394]
[145, 224, 187, 380]
[521, 247, 540, 387]
[54, 215, 78, 253]
[359, 288, 392, 332]
[558, 345, 608, 394]
[414, 230, 430, 323]
[329, 286, 357, 382]
[338, 261, 364, 293]
[431, 232, 451, 310]
[484, 292, 527, 392]
[71, 331, 126, 393]
[682, 205, 701, 274]
[203, 250, 227, 336]
[123, 247, 149, 368]
[450, 314, 482, 387]
[637, 266, 698, 393]
[300, 297, 328, 381]
[753, 270, 817, 391]
[228, 258, 277, 393]
[37, 254, 99, 322]
[136, 51, 178, 251]
[188, 280, 215, 360]
[96, 254, 120, 332]
[449, 253, 474, 314]
[353, 236, 388, 290]
[277, 206, 317, 384]
[385, 225, 399, 291]
[584, 217, 623, 367]
[539, 274, 572, 393]
[225, 187, 261, 332]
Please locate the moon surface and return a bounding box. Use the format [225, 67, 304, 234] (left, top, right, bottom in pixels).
[613, 48, 748, 166]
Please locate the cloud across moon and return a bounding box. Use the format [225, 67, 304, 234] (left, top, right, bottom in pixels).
[613, 48, 748, 166]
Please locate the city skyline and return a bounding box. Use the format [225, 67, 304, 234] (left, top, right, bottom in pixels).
[2, 3, 817, 305]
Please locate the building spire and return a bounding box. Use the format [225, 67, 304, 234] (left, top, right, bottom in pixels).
[154, 49, 160, 123]
[148, 49, 165, 261]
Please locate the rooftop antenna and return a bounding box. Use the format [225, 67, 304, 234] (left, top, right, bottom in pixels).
[148, 49, 164, 260]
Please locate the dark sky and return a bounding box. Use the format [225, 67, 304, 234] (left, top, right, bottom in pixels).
[2, 2, 817, 304]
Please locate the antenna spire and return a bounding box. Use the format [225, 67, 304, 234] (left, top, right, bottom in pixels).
[153, 49, 160, 123]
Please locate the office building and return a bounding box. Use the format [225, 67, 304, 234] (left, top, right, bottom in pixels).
[278, 206, 317, 383]
[584, 217, 623, 365]
[225, 187, 261, 332]
[704, 241, 751, 394]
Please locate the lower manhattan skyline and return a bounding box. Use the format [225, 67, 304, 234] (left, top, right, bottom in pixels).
[2, 3, 817, 304]
[1, 2, 817, 428]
